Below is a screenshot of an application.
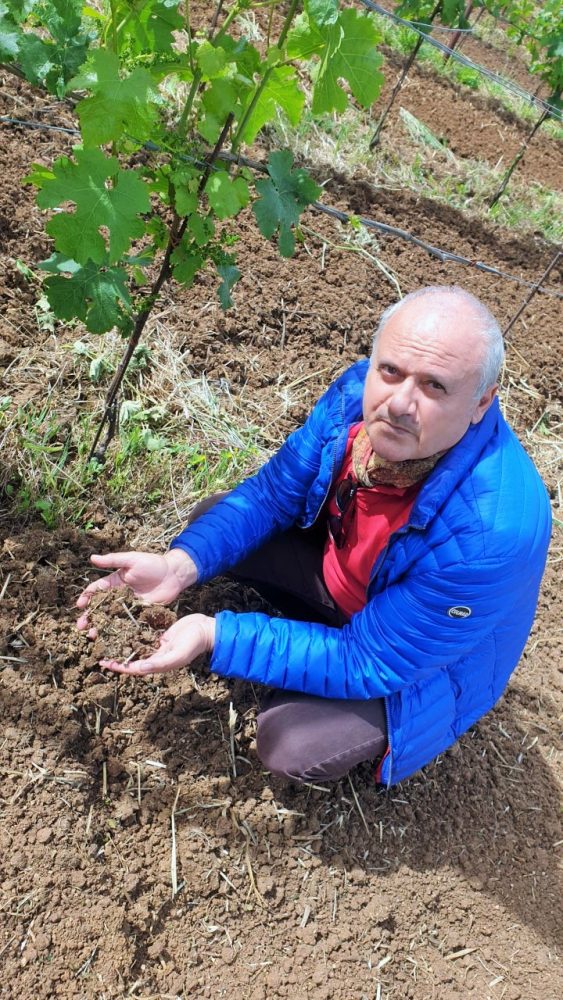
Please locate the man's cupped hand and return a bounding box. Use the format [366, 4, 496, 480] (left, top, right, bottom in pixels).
[99, 614, 216, 676]
[76, 549, 198, 631]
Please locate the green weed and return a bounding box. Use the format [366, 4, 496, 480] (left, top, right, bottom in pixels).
[1, 329, 272, 537]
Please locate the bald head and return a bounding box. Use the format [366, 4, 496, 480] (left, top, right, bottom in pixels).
[372, 286, 504, 397]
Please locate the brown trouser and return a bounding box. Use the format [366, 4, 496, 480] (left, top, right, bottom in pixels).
[189, 495, 388, 783]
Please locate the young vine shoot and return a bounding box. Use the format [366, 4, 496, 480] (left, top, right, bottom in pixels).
[0, 0, 386, 339]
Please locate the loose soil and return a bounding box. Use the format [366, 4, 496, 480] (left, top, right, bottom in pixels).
[1, 32, 562, 1000]
[376, 54, 562, 187]
[85, 591, 177, 666]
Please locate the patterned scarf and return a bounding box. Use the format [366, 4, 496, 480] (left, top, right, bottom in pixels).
[351, 423, 445, 489]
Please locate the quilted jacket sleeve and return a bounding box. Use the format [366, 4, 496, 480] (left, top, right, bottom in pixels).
[169, 372, 346, 581]
[210, 553, 533, 699]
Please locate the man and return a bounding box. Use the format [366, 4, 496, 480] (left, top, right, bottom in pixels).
[77, 285, 551, 787]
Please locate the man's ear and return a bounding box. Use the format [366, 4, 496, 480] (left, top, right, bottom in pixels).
[470, 384, 497, 425]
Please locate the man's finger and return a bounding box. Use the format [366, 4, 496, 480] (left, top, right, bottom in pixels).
[76, 571, 123, 609]
[76, 612, 90, 630]
[100, 649, 179, 675]
[90, 552, 137, 569]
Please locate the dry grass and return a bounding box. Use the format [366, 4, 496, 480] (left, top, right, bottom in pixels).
[274, 102, 563, 245]
[0, 317, 277, 536]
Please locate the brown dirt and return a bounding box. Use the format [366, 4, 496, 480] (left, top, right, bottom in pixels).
[1, 41, 562, 1000]
[86, 590, 177, 665]
[375, 53, 562, 187]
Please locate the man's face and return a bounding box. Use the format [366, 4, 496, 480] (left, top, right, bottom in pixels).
[363, 299, 497, 461]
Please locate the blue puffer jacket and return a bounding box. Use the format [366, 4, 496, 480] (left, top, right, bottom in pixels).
[171, 361, 551, 785]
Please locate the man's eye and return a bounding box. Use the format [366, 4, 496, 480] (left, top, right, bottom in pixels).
[428, 380, 446, 392]
[380, 364, 398, 376]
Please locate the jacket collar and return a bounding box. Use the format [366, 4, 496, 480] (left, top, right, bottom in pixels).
[410, 397, 500, 528]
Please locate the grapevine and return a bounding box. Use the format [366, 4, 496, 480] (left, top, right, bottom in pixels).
[481, 0, 562, 206]
[482, 0, 562, 106]
[0, 0, 385, 459]
[365, 0, 562, 200]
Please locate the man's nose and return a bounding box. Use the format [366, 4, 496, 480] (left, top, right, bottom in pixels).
[387, 378, 417, 418]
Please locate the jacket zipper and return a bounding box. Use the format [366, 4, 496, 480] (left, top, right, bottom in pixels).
[307, 389, 423, 787]
[308, 392, 350, 528]
[367, 521, 425, 787]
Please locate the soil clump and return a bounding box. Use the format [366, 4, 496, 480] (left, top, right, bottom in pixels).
[85, 589, 177, 665]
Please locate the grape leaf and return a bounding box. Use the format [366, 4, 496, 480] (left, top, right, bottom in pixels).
[286, 13, 325, 61]
[214, 34, 261, 78]
[0, 5, 21, 58]
[195, 39, 227, 78]
[7, 1, 37, 19]
[32, 147, 150, 265]
[39, 253, 132, 334]
[171, 166, 199, 217]
[116, 0, 183, 56]
[252, 150, 321, 258]
[288, 8, 384, 114]
[441, 0, 465, 26]
[196, 38, 260, 142]
[4, 0, 92, 96]
[16, 32, 53, 81]
[205, 171, 250, 220]
[237, 66, 305, 145]
[40, 0, 82, 41]
[69, 49, 158, 146]
[188, 213, 215, 247]
[305, 0, 339, 27]
[200, 78, 243, 144]
[170, 241, 203, 286]
[216, 261, 241, 309]
[316, 10, 384, 113]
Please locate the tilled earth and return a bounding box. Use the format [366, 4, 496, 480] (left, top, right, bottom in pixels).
[1, 23, 562, 1000]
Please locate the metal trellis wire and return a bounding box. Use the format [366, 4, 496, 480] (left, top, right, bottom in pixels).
[359, 1, 562, 122]
[1, 115, 561, 299]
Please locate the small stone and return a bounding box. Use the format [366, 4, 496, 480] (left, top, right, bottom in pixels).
[84, 685, 114, 710]
[106, 758, 125, 779]
[36, 827, 53, 845]
[147, 939, 165, 959]
[34, 932, 51, 952]
[84, 671, 107, 687]
[124, 874, 140, 895]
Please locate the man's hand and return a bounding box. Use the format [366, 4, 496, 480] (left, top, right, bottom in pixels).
[76, 548, 197, 630]
[99, 614, 216, 676]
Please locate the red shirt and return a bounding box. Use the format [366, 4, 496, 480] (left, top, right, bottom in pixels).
[323, 423, 421, 617]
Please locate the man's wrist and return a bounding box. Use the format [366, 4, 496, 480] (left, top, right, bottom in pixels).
[190, 613, 216, 655]
[165, 547, 198, 588]
[201, 615, 216, 654]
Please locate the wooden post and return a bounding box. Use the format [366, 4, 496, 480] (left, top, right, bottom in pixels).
[489, 105, 551, 209]
[369, 1, 442, 150]
[503, 251, 561, 341]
